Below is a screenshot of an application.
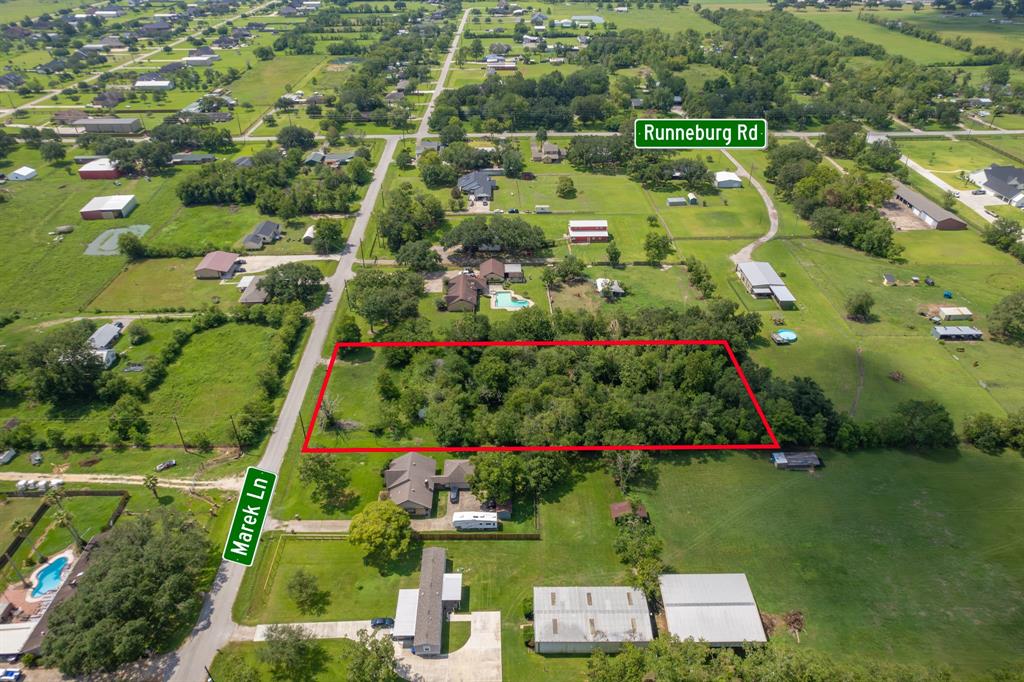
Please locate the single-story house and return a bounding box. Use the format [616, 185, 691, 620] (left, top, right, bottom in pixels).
[53, 109, 87, 125]
[659, 574, 767, 647]
[533, 586, 653, 654]
[457, 171, 497, 201]
[194, 251, 239, 279]
[568, 219, 609, 244]
[88, 322, 123, 349]
[490, 62, 517, 71]
[932, 325, 983, 341]
[892, 182, 967, 230]
[771, 452, 821, 470]
[530, 141, 564, 163]
[735, 261, 795, 309]
[433, 459, 474, 490]
[396, 547, 461, 657]
[172, 152, 216, 165]
[938, 306, 973, 321]
[385, 452, 437, 516]
[78, 157, 120, 180]
[9, 166, 36, 181]
[238, 277, 269, 304]
[73, 117, 142, 134]
[304, 150, 355, 166]
[233, 156, 254, 168]
[480, 258, 507, 283]
[416, 141, 443, 158]
[94, 348, 118, 369]
[445, 272, 490, 312]
[80, 194, 137, 220]
[714, 171, 742, 189]
[183, 55, 218, 66]
[135, 79, 174, 91]
[969, 164, 1024, 207]
[242, 220, 281, 250]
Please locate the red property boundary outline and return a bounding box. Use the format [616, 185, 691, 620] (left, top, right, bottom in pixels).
[302, 340, 780, 454]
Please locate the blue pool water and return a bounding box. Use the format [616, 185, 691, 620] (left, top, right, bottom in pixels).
[31, 556, 68, 598]
[493, 291, 530, 310]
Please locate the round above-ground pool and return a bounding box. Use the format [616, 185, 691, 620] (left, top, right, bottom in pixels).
[31, 555, 69, 598]
[776, 329, 798, 342]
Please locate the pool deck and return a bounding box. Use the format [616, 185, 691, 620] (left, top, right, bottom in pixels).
[489, 289, 535, 310]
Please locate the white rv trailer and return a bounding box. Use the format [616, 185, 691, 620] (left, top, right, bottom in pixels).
[452, 511, 499, 531]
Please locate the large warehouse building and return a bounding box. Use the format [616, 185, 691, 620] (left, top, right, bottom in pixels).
[533, 586, 653, 654]
[659, 573, 767, 647]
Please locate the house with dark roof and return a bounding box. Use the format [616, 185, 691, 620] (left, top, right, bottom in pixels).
[304, 150, 355, 166]
[88, 322, 123, 350]
[242, 220, 281, 250]
[433, 459, 474, 490]
[444, 272, 489, 312]
[385, 452, 436, 516]
[391, 548, 462, 656]
[171, 152, 216, 165]
[0, 73, 25, 90]
[969, 164, 1024, 208]
[531, 141, 564, 163]
[457, 170, 497, 201]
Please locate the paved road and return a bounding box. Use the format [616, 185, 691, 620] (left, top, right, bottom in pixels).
[166, 12, 468, 678]
[418, 9, 470, 138]
[900, 154, 1000, 225]
[725, 150, 780, 264]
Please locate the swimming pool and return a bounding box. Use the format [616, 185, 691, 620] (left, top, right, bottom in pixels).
[492, 291, 531, 310]
[31, 556, 68, 598]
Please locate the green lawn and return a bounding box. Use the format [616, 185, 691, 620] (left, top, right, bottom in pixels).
[879, 9, 1024, 54]
[794, 10, 973, 64]
[211, 639, 374, 682]
[0, 496, 46, 549]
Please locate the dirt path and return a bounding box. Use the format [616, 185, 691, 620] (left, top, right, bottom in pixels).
[725, 150, 780, 265]
[0, 472, 242, 491]
[32, 312, 192, 330]
[850, 346, 865, 417]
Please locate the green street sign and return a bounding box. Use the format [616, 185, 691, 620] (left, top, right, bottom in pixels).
[634, 118, 768, 149]
[223, 466, 277, 567]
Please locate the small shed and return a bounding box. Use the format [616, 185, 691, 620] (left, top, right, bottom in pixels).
[932, 325, 982, 341]
[667, 197, 687, 207]
[687, 192, 698, 205]
[771, 452, 821, 470]
[938, 306, 972, 321]
[610, 501, 648, 522]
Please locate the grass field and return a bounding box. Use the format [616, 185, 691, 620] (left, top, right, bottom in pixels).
[0, 496, 46, 549]
[211, 639, 372, 681]
[794, 9, 973, 64]
[879, 10, 1024, 54]
[245, 451, 1024, 678]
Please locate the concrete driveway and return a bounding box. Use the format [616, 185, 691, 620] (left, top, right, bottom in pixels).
[394, 611, 503, 682]
[254, 619, 372, 641]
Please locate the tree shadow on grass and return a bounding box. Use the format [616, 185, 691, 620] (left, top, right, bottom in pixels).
[365, 540, 422, 578]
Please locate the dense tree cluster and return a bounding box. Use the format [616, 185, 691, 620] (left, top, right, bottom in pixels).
[377, 181, 447, 252]
[42, 512, 211, 675]
[981, 218, 1024, 265]
[441, 214, 549, 256]
[765, 141, 901, 259]
[586, 636, 970, 682]
[962, 409, 1024, 456]
[348, 269, 425, 331]
[988, 289, 1024, 344]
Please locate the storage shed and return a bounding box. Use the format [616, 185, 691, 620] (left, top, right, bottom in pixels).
[667, 197, 688, 207]
[80, 194, 137, 220]
[714, 171, 742, 188]
[932, 326, 982, 341]
[938, 306, 973, 321]
[9, 166, 36, 181]
[78, 157, 120, 180]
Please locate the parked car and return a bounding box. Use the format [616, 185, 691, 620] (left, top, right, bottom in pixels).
[971, 189, 986, 195]
[449, 488, 460, 504]
[482, 499, 496, 511]
[493, 208, 504, 214]
[0, 668, 23, 681]
[508, 208, 519, 213]
[370, 618, 394, 629]
[156, 459, 177, 472]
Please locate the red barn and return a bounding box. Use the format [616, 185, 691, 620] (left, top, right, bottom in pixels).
[568, 219, 610, 244]
[78, 157, 120, 180]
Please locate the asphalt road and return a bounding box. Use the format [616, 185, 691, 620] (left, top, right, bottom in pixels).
[165, 11, 469, 680]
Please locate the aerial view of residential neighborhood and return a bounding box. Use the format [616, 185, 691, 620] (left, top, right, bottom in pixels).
[0, 0, 1024, 678]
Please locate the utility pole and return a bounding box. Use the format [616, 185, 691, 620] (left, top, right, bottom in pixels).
[172, 416, 190, 453]
[229, 415, 244, 454]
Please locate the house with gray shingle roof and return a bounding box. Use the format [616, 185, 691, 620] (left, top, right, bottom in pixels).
[385, 452, 436, 516]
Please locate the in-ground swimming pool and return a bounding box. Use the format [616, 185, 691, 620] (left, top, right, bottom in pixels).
[492, 291, 531, 310]
[31, 555, 68, 598]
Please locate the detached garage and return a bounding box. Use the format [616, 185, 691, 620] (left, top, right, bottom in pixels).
[9, 166, 37, 181]
[80, 194, 137, 220]
[78, 158, 120, 180]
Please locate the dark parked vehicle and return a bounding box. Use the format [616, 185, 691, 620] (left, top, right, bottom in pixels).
[508, 208, 519, 213]
[971, 189, 986, 195]
[370, 618, 394, 629]
[449, 488, 460, 504]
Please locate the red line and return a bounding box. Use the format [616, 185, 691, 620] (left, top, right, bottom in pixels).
[303, 339, 779, 455]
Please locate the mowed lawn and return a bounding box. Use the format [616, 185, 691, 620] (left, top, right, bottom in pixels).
[144, 323, 277, 444]
[637, 451, 1024, 674]
[881, 9, 1024, 53]
[795, 10, 972, 64]
[0, 497, 45, 549]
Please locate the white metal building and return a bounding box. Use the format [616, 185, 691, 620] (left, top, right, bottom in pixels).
[659, 574, 767, 647]
[9, 166, 36, 181]
[714, 171, 743, 188]
[533, 586, 653, 654]
[735, 261, 796, 309]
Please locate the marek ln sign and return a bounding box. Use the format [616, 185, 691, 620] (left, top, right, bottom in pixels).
[223, 466, 277, 566]
[633, 118, 768, 149]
